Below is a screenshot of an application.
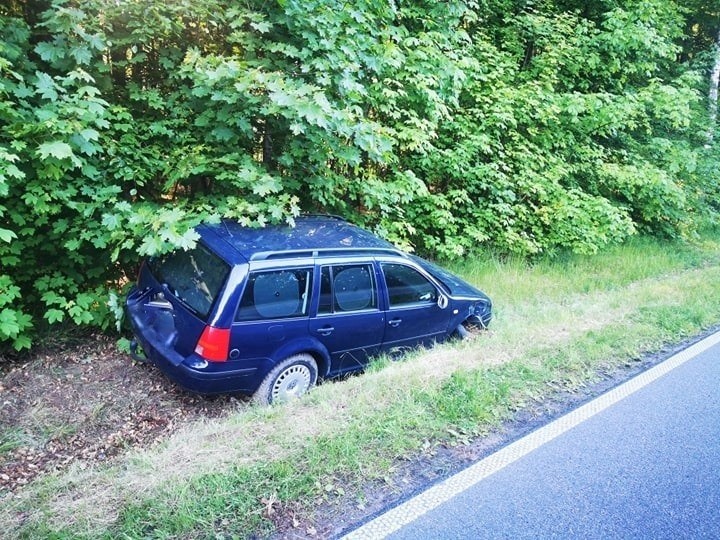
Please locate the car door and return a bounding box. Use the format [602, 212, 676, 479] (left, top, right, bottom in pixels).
[379, 261, 452, 354]
[231, 267, 315, 364]
[308, 263, 385, 374]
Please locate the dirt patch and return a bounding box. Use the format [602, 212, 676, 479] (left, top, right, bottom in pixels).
[0, 335, 240, 494]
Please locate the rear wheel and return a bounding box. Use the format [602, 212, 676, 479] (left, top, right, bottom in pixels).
[254, 354, 318, 405]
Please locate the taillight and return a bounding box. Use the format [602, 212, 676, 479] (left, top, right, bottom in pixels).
[194, 326, 230, 362]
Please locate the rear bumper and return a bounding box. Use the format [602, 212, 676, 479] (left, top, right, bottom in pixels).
[126, 289, 259, 395]
[130, 329, 259, 395]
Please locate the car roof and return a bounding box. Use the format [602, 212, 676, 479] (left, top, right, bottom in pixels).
[198, 215, 399, 262]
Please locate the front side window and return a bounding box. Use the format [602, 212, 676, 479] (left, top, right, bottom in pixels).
[381, 263, 437, 308]
[318, 264, 377, 314]
[147, 244, 229, 319]
[236, 268, 312, 321]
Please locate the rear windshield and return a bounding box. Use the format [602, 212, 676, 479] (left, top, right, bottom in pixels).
[147, 244, 229, 319]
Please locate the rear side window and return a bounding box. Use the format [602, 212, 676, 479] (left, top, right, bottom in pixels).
[318, 264, 377, 314]
[236, 269, 312, 321]
[148, 244, 229, 319]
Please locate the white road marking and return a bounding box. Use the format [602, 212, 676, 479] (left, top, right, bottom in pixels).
[343, 330, 720, 540]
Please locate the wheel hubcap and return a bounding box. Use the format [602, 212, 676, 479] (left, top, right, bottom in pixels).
[271, 364, 311, 403]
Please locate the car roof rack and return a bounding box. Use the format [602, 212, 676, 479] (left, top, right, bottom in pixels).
[297, 213, 348, 222]
[251, 247, 404, 261]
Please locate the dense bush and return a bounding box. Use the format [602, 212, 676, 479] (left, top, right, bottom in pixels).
[1, 0, 719, 351]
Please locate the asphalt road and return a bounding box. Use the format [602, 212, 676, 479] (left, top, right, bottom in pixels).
[344, 331, 720, 539]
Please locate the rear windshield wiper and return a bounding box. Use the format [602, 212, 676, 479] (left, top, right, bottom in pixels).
[162, 283, 202, 317]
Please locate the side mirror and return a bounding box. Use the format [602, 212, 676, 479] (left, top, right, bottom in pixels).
[437, 294, 449, 309]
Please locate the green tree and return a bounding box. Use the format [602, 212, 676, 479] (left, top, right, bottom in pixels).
[1, 0, 719, 351]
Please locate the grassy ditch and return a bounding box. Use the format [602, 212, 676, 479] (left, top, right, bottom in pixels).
[4, 233, 720, 538]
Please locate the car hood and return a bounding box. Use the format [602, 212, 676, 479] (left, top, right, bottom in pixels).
[411, 255, 490, 300]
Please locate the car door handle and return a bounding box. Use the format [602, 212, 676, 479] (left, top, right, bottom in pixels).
[317, 326, 335, 336]
[388, 318, 402, 328]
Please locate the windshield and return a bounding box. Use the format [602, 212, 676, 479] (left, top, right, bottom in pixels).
[148, 244, 229, 319]
[410, 255, 484, 297]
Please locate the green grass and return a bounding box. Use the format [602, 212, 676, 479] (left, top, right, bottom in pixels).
[0, 428, 27, 456]
[5, 232, 720, 539]
[449, 234, 720, 306]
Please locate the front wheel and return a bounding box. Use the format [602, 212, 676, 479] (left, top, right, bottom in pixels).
[254, 354, 318, 405]
[453, 319, 485, 340]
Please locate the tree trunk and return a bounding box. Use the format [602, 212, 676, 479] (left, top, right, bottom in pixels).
[262, 122, 273, 168]
[709, 29, 720, 143]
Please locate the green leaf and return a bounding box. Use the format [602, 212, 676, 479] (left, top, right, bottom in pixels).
[35, 42, 63, 63]
[102, 213, 120, 231]
[13, 335, 32, 351]
[41, 291, 66, 307]
[70, 45, 93, 65]
[35, 71, 59, 101]
[269, 89, 296, 108]
[45, 309, 65, 324]
[139, 235, 167, 256]
[64, 238, 81, 250]
[252, 175, 282, 196]
[87, 33, 105, 51]
[176, 228, 200, 251]
[249, 20, 271, 33]
[3, 163, 24, 180]
[0, 228, 16, 243]
[37, 141, 74, 160]
[0, 309, 20, 338]
[211, 126, 235, 141]
[80, 128, 100, 141]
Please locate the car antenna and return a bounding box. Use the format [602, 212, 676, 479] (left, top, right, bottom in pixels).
[222, 218, 233, 237]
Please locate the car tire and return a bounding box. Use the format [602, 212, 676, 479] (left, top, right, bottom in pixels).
[254, 354, 318, 405]
[453, 319, 483, 340]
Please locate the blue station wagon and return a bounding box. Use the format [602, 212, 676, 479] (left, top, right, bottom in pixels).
[126, 216, 492, 404]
